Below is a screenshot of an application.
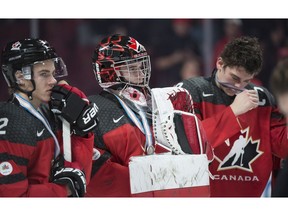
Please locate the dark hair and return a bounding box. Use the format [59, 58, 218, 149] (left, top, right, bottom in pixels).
[220, 36, 263, 75]
[270, 58, 288, 95]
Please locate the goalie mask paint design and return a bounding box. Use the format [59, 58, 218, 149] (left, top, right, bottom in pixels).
[92, 34, 151, 89]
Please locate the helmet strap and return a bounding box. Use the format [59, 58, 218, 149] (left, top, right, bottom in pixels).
[15, 79, 36, 100]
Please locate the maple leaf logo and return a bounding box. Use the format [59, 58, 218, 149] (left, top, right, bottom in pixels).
[215, 127, 263, 172]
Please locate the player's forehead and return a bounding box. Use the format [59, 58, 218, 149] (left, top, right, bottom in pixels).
[225, 66, 254, 80]
[33, 59, 54, 71]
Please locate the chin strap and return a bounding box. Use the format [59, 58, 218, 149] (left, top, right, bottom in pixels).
[15, 79, 36, 100]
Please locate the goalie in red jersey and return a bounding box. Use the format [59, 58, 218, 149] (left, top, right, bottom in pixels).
[85, 34, 213, 197]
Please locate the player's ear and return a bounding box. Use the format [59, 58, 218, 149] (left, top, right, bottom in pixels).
[216, 57, 224, 70]
[15, 70, 25, 86]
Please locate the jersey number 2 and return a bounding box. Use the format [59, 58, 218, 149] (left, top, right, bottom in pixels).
[0, 118, 8, 135]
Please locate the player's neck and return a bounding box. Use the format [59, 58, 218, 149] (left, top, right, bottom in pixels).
[16, 91, 41, 109]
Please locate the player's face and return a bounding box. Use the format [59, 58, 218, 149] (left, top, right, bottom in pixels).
[216, 59, 254, 96]
[31, 59, 57, 105]
[117, 61, 145, 85]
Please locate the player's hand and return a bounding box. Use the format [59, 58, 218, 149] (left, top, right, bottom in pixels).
[50, 84, 99, 136]
[230, 90, 259, 116]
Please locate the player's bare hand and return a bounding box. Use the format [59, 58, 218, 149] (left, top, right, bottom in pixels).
[230, 90, 259, 116]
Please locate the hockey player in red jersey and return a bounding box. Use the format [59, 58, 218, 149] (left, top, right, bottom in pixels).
[177, 36, 288, 197]
[0, 38, 98, 197]
[85, 34, 212, 197]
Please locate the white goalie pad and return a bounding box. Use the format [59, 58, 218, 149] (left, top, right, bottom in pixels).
[129, 154, 209, 194]
[151, 87, 204, 155]
[152, 87, 184, 154]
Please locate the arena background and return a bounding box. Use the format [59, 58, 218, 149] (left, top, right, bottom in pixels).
[1, 19, 288, 101]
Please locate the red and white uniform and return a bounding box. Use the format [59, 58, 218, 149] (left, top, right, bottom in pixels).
[0, 96, 93, 197]
[86, 90, 210, 197]
[179, 71, 288, 197]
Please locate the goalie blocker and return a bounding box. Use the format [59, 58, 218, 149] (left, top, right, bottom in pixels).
[152, 87, 213, 160]
[129, 87, 213, 197]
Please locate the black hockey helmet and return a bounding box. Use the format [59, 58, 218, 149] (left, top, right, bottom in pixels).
[92, 34, 151, 89]
[1, 38, 67, 88]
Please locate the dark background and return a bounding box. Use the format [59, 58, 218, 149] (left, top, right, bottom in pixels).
[1, 19, 287, 101]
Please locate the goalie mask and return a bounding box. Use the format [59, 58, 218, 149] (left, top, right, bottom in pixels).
[92, 34, 151, 89]
[1, 38, 67, 98]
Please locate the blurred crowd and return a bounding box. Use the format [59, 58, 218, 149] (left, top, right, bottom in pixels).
[1, 19, 288, 101]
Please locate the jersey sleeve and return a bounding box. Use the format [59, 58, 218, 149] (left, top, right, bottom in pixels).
[0, 138, 67, 197]
[70, 132, 94, 184]
[180, 79, 242, 149]
[86, 148, 131, 197]
[0, 104, 68, 197]
[199, 106, 242, 148]
[102, 124, 145, 166]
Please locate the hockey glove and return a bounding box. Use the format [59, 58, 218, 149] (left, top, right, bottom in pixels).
[50, 84, 99, 136]
[51, 154, 86, 197]
[152, 87, 213, 161]
[52, 167, 87, 197]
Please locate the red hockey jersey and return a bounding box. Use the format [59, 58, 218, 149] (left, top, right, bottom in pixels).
[0, 98, 93, 197]
[179, 73, 288, 197]
[86, 91, 210, 197]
